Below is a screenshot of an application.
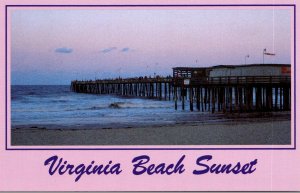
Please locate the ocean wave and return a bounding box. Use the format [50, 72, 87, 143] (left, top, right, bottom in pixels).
[108, 102, 126, 109]
[11, 96, 24, 100]
[56, 106, 107, 111]
[89, 106, 106, 110]
[12, 109, 61, 113]
[27, 91, 36, 95]
[50, 99, 69, 103]
[108, 102, 172, 109]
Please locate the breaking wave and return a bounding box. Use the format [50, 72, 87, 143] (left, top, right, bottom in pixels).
[108, 102, 172, 109]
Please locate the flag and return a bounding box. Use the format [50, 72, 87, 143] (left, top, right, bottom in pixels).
[263, 48, 275, 56]
[264, 52, 276, 56]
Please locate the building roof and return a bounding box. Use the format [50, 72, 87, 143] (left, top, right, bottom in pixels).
[172, 67, 208, 70]
[173, 64, 291, 70]
[212, 63, 291, 69]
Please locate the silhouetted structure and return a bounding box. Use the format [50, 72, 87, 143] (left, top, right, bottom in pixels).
[71, 64, 291, 113]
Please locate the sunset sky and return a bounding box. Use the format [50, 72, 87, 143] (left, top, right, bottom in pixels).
[11, 8, 291, 85]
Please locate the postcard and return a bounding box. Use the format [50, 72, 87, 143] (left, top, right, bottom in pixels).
[0, 0, 299, 191]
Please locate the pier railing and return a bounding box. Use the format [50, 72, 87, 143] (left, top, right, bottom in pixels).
[72, 76, 290, 86]
[71, 75, 291, 113]
[72, 77, 172, 84]
[174, 76, 291, 86]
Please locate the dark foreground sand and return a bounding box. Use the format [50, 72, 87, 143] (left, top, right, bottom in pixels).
[11, 114, 291, 145]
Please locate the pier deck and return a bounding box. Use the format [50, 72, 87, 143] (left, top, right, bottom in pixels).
[71, 75, 291, 113]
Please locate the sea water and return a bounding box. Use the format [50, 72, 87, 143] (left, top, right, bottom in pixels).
[11, 85, 216, 129]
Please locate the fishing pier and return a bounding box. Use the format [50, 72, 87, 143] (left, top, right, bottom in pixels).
[71, 77, 173, 100]
[71, 64, 291, 113]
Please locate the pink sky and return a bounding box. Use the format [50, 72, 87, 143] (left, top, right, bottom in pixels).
[11, 8, 291, 84]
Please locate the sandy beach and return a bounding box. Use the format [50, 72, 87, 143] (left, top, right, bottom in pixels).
[11, 113, 291, 145]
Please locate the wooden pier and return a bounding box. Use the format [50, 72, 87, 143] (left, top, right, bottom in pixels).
[71, 77, 173, 100]
[70, 76, 291, 113]
[171, 75, 291, 113]
[70, 64, 291, 113]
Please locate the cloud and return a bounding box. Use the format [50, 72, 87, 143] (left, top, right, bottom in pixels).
[121, 47, 130, 52]
[55, 47, 73, 54]
[101, 47, 117, 53]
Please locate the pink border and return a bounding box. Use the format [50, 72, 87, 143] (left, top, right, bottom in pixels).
[5, 4, 296, 150]
[0, 0, 299, 191]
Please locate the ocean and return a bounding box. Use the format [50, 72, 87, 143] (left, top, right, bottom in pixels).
[11, 85, 217, 129]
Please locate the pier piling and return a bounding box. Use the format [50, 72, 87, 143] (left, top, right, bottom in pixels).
[71, 64, 291, 114]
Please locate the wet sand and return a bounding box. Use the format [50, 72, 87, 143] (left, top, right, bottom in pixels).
[11, 114, 291, 145]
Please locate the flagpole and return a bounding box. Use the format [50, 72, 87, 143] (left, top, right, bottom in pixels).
[263, 49, 265, 64]
[245, 55, 249, 65]
[263, 49, 275, 64]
